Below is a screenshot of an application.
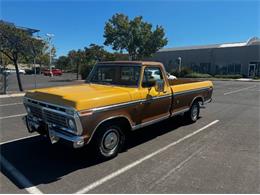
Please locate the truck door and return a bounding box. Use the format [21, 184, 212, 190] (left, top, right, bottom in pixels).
[138, 66, 172, 124]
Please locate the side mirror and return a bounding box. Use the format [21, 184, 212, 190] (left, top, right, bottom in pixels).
[142, 80, 156, 88]
[155, 80, 165, 93]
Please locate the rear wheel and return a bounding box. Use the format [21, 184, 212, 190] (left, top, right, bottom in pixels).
[185, 101, 200, 123]
[93, 124, 125, 160]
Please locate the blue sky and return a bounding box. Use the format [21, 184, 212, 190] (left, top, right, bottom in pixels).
[1, 0, 260, 57]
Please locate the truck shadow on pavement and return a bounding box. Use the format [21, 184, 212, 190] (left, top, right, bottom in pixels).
[0, 115, 199, 190]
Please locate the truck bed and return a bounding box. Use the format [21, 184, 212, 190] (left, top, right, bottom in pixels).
[168, 78, 201, 86]
[169, 78, 213, 99]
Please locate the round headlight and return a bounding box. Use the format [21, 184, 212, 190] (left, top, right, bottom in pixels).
[68, 119, 75, 130]
[27, 107, 31, 113]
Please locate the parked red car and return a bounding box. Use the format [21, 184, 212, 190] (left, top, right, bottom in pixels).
[43, 69, 63, 76]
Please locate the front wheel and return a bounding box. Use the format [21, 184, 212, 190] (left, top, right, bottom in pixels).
[185, 101, 200, 123]
[93, 124, 125, 160]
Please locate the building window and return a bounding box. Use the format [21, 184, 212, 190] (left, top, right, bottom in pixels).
[216, 64, 241, 75]
[191, 63, 199, 72]
[216, 65, 227, 75]
[228, 64, 235, 74]
[199, 63, 211, 74]
[234, 64, 241, 74]
[227, 63, 241, 74]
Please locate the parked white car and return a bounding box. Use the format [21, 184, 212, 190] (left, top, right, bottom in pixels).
[167, 72, 177, 80]
[3, 69, 25, 74]
[19, 69, 26, 74]
[147, 69, 177, 80]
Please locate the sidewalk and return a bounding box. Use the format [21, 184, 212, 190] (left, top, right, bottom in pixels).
[186, 77, 260, 82]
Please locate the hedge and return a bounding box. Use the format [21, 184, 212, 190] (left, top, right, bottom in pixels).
[185, 72, 212, 78]
[214, 74, 242, 79]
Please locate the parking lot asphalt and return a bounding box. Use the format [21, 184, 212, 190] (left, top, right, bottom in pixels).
[0, 81, 259, 193]
[3, 73, 84, 93]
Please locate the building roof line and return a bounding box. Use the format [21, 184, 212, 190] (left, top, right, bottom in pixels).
[159, 37, 260, 52]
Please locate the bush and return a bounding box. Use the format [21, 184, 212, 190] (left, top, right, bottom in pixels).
[185, 72, 212, 78]
[170, 67, 192, 77]
[214, 74, 242, 79]
[80, 64, 94, 80]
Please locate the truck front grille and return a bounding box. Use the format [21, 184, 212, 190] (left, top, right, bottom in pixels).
[28, 105, 43, 118]
[27, 104, 69, 128]
[44, 109, 68, 128]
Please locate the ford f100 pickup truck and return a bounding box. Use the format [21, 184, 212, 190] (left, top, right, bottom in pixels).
[23, 61, 213, 159]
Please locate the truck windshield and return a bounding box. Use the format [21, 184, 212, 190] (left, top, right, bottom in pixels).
[87, 65, 141, 87]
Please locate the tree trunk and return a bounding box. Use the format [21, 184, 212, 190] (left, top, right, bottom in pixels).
[76, 63, 79, 80]
[14, 61, 23, 91]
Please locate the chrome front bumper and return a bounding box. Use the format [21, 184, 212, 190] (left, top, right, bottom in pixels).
[23, 115, 86, 148]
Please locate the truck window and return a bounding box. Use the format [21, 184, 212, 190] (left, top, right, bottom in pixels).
[88, 65, 141, 87]
[142, 67, 163, 87]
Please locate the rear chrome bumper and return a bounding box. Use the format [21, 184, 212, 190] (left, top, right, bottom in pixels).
[204, 98, 212, 104]
[23, 115, 86, 148]
[200, 98, 212, 108]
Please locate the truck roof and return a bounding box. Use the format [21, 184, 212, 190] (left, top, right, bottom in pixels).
[98, 61, 163, 66]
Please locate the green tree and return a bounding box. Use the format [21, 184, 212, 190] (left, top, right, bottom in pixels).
[66, 44, 115, 79]
[68, 49, 83, 79]
[0, 22, 45, 91]
[66, 43, 131, 79]
[56, 55, 69, 70]
[104, 13, 168, 60]
[85, 44, 115, 61]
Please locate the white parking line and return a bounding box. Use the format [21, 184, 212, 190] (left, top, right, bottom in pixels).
[0, 93, 25, 98]
[0, 102, 23, 107]
[0, 113, 26, 120]
[224, 85, 257, 95]
[0, 156, 43, 194]
[149, 145, 205, 191]
[0, 134, 39, 145]
[75, 120, 219, 194]
[248, 89, 260, 92]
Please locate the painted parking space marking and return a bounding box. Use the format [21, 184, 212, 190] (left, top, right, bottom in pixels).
[0, 113, 26, 120]
[75, 120, 219, 194]
[0, 156, 43, 194]
[149, 145, 205, 191]
[0, 102, 23, 107]
[224, 85, 257, 95]
[0, 93, 25, 99]
[247, 89, 260, 92]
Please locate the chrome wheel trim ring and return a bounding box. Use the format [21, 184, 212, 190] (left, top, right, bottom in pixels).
[191, 105, 199, 120]
[100, 129, 120, 155]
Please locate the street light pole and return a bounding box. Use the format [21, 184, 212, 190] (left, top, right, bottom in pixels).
[34, 57, 36, 88]
[178, 57, 182, 73]
[46, 33, 54, 77]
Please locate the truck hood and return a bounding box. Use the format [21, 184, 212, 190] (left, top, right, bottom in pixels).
[25, 83, 136, 111]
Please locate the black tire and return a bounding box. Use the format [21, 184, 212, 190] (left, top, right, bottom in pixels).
[185, 101, 200, 123]
[92, 124, 125, 160]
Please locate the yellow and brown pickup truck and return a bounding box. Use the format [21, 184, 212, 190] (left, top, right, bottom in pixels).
[23, 61, 213, 159]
